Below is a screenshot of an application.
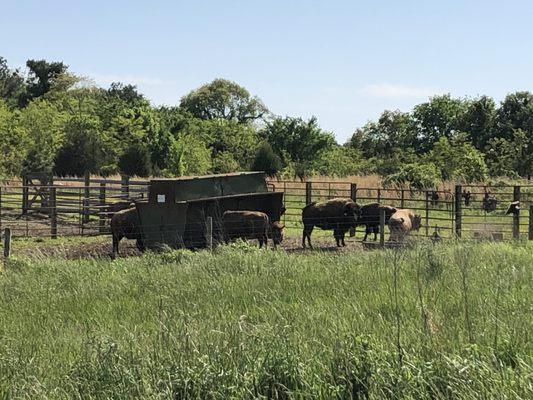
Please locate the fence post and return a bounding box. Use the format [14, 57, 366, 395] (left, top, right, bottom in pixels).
[529, 205, 533, 241]
[22, 175, 29, 215]
[425, 191, 430, 237]
[400, 189, 405, 208]
[377, 189, 381, 203]
[305, 182, 312, 205]
[206, 216, 213, 250]
[82, 172, 90, 224]
[350, 183, 357, 202]
[0, 186, 2, 240]
[455, 185, 462, 238]
[3, 228, 11, 259]
[379, 208, 386, 247]
[99, 182, 106, 233]
[512, 185, 520, 239]
[50, 187, 57, 239]
[121, 175, 130, 200]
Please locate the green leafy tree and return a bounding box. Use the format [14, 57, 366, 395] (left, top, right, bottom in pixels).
[165, 135, 212, 176]
[20, 59, 68, 106]
[54, 120, 103, 176]
[313, 146, 369, 177]
[180, 78, 268, 122]
[252, 142, 282, 177]
[118, 142, 152, 177]
[0, 100, 28, 176]
[412, 94, 469, 152]
[426, 135, 488, 182]
[212, 151, 240, 174]
[261, 116, 335, 180]
[0, 57, 26, 108]
[18, 99, 67, 175]
[462, 95, 496, 150]
[485, 129, 532, 178]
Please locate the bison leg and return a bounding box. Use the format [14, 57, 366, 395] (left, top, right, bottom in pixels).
[374, 226, 379, 241]
[136, 238, 145, 252]
[341, 231, 346, 247]
[112, 234, 120, 259]
[302, 225, 314, 249]
[362, 227, 369, 242]
[333, 229, 342, 247]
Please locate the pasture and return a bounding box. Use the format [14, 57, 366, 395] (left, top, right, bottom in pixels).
[0, 239, 531, 399]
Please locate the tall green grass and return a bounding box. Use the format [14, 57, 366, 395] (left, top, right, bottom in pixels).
[0, 241, 531, 399]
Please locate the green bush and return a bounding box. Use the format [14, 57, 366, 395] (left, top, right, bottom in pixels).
[251, 142, 282, 176]
[383, 162, 442, 189]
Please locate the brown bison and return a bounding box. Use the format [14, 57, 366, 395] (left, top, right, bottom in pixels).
[110, 207, 144, 258]
[357, 203, 397, 241]
[222, 210, 284, 249]
[302, 198, 361, 248]
[388, 209, 422, 242]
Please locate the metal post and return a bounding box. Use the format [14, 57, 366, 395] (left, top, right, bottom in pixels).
[529, 205, 533, 241]
[305, 182, 312, 205]
[99, 182, 106, 233]
[512, 186, 520, 239]
[3, 228, 11, 259]
[82, 172, 90, 224]
[377, 188, 381, 203]
[400, 189, 405, 209]
[455, 185, 462, 238]
[121, 175, 130, 200]
[425, 191, 430, 237]
[0, 187, 2, 240]
[379, 208, 386, 247]
[206, 216, 213, 250]
[50, 187, 57, 239]
[22, 176, 28, 215]
[350, 183, 357, 202]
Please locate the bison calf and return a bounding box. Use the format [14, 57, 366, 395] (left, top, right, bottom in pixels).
[222, 210, 284, 249]
[110, 207, 144, 258]
[388, 209, 422, 242]
[357, 203, 397, 241]
[301, 198, 361, 248]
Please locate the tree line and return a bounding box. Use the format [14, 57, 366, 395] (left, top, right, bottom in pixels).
[1, 56, 532, 186]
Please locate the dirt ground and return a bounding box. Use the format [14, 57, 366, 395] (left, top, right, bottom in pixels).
[11, 232, 372, 261]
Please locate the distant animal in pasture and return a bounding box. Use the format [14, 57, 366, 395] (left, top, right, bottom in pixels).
[357, 203, 397, 241]
[222, 210, 284, 249]
[104, 201, 135, 220]
[462, 190, 472, 207]
[482, 193, 498, 213]
[505, 201, 520, 216]
[388, 209, 422, 242]
[430, 191, 439, 206]
[110, 207, 144, 258]
[301, 198, 361, 248]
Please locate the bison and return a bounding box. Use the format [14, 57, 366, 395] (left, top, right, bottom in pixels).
[222, 210, 284, 249]
[302, 198, 361, 248]
[482, 193, 498, 213]
[388, 209, 422, 242]
[357, 203, 397, 242]
[462, 190, 472, 207]
[110, 206, 144, 258]
[506, 201, 520, 216]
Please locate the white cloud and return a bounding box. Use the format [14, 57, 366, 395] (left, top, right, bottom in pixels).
[360, 83, 442, 99]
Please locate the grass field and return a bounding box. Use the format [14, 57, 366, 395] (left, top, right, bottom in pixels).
[0, 240, 531, 399]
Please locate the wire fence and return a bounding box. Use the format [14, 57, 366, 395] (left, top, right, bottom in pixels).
[1, 176, 532, 243]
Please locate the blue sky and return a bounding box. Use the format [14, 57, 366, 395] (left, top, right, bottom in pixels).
[1, 0, 532, 142]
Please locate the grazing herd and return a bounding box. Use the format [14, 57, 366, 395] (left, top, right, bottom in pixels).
[109, 188, 522, 255]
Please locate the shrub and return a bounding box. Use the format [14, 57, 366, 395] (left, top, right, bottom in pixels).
[383, 162, 441, 189]
[251, 142, 282, 177]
